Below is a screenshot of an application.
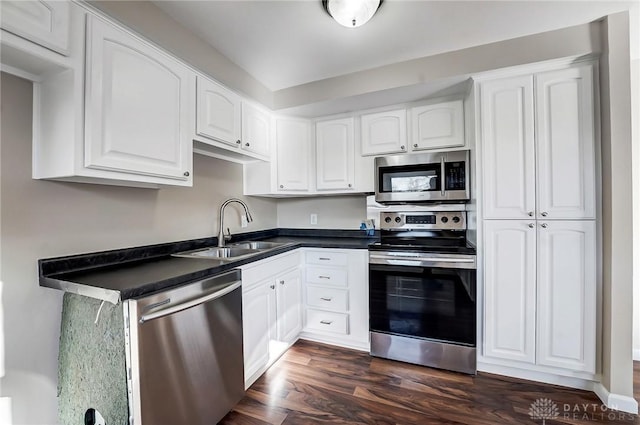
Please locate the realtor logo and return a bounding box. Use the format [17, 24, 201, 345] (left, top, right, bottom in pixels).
[529, 398, 560, 424]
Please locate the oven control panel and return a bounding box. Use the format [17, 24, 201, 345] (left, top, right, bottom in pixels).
[380, 211, 466, 230]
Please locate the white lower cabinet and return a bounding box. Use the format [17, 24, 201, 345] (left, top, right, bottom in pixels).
[275, 268, 303, 343]
[482, 220, 596, 376]
[300, 249, 369, 350]
[240, 251, 301, 388]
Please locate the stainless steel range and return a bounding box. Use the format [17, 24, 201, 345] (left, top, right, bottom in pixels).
[368, 210, 477, 374]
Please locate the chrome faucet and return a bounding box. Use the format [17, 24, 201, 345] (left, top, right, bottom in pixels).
[217, 198, 253, 247]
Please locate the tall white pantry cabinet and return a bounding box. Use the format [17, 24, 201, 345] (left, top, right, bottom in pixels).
[478, 60, 599, 382]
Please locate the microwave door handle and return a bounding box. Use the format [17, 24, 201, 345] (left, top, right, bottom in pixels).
[440, 157, 446, 196]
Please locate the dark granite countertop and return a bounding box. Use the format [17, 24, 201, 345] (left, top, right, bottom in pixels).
[39, 229, 378, 303]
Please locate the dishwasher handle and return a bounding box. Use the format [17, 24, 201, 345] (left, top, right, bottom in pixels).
[139, 280, 241, 324]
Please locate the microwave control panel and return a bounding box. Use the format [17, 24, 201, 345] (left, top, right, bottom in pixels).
[380, 211, 466, 230]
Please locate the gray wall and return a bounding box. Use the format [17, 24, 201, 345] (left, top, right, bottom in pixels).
[0, 72, 277, 425]
[598, 12, 635, 402]
[277, 196, 367, 229]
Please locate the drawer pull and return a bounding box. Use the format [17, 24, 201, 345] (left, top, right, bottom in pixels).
[320, 297, 333, 301]
[318, 276, 331, 279]
[320, 320, 333, 325]
[318, 257, 331, 261]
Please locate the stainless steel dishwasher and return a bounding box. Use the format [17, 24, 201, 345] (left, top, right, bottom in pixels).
[123, 269, 244, 425]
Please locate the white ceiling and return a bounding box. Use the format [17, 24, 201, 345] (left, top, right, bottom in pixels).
[152, 0, 636, 92]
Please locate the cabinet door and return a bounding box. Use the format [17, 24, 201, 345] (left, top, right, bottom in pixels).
[481, 76, 536, 219]
[536, 220, 596, 373]
[242, 282, 272, 381]
[316, 118, 355, 190]
[483, 220, 536, 364]
[241, 102, 270, 158]
[275, 118, 310, 191]
[411, 100, 464, 151]
[361, 109, 407, 156]
[84, 16, 192, 182]
[535, 65, 596, 220]
[196, 76, 241, 147]
[276, 268, 302, 343]
[1, 0, 70, 55]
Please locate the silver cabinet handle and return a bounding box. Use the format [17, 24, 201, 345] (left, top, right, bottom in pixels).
[541, 212, 548, 217]
[183, 171, 190, 177]
[528, 211, 534, 217]
[320, 297, 333, 301]
[318, 257, 331, 261]
[279, 185, 284, 189]
[541, 223, 548, 228]
[318, 276, 331, 279]
[279, 280, 284, 285]
[348, 184, 352, 188]
[413, 143, 418, 148]
[245, 142, 250, 147]
[400, 145, 405, 150]
[140, 281, 241, 323]
[270, 284, 275, 289]
[236, 140, 241, 144]
[320, 320, 333, 325]
[528, 223, 535, 228]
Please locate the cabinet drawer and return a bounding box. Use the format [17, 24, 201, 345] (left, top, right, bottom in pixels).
[306, 266, 347, 287]
[306, 286, 348, 312]
[306, 250, 348, 266]
[306, 309, 348, 335]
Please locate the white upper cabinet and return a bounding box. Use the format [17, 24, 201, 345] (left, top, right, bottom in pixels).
[483, 220, 537, 364]
[481, 75, 536, 219]
[0, 0, 70, 55]
[84, 15, 192, 183]
[536, 220, 596, 373]
[276, 117, 311, 191]
[316, 117, 355, 191]
[535, 65, 596, 220]
[411, 99, 465, 151]
[196, 75, 241, 147]
[361, 109, 407, 156]
[241, 102, 271, 158]
[195, 76, 271, 161]
[481, 64, 596, 220]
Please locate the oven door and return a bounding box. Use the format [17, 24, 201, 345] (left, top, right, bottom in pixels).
[369, 259, 476, 347]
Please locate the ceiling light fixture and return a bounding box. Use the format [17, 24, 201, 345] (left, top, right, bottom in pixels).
[323, 0, 382, 28]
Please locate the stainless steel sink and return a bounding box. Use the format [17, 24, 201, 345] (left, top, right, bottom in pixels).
[173, 240, 293, 261]
[229, 241, 288, 250]
[173, 247, 261, 261]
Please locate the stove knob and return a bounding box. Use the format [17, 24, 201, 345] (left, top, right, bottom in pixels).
[441, 216, 449, 223]
[452, 216, 461, 224]
[395, 217, 402, 223]
[385, 217, 392, 223]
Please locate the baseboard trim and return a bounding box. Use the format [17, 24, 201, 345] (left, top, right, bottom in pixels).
[298, 334, 369, 352]
[633, 348, 640, 361]
[0, 397, 12, 425]
[477, 362, 595, 390]
[594, 383, 639, 414]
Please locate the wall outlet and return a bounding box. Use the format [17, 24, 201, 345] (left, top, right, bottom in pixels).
[241, 215, 248, 228]
[310, 213, 318, 225]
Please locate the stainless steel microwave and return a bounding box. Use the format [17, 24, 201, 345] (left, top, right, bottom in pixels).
[374, 150, 470, 204]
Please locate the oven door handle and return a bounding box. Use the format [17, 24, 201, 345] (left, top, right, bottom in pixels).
[385, 259, 423, 266]
[370, 254, 476, 269]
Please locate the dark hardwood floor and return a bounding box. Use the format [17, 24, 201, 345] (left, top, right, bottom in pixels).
[220, 340, 640, 425]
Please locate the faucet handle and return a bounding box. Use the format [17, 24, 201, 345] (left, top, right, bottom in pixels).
[224, 228, 232, 241]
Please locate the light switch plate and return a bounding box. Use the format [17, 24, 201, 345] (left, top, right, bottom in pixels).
[310, 214, 318, 225]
